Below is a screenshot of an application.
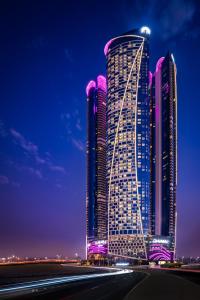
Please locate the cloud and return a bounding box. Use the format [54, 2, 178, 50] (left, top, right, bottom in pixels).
[15, 164, 43, 180]
[48, 164, 66, 174]
[0, 175, 20, 187]
[0, 120, 8, 137]
[10, 128, 66, 175]
[55, 183, 62, 189]
[61, 113, 72, 135]
[76, 118, 82, 131]
[126, 0, 197, 40]
[0, 175, 9, 185]
[11, 182, 21, 188]
[10, 128, 39, 155]
[72, 138, 84, 152]
[158, 0, 196, 40]
[61, 109, 84, 150]
[30, 36, 48, 49]
[64, 48, 73, 63]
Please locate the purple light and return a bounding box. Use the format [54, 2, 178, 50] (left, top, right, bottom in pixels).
[86, 80, 96, 97]
[149, 252, 170, 260]
[149, 71, 153, 87]
[156, 57, 165, 73]
[97, 75, 106, 92]
[163, 82, 169, 93]
[149, 253, 170, 261]
[87, 241, 107, 255]
[104, 38, 116, 56]
[148, 243, 172, 261]
[155, 104, 159, 122]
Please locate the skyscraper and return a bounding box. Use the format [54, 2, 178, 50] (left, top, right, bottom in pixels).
[86, 75, 107, 259]
[149, 53, 177, 259]
[105, 27, 151, 259]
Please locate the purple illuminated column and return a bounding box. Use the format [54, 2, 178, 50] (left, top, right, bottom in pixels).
[154, 57, 164, 235]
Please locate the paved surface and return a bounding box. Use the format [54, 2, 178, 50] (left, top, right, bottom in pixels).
[125, 271, 200, 300]
[0, 266, 200, 300]
[0, 264, 104, 285]
[0, 271, 145, 299]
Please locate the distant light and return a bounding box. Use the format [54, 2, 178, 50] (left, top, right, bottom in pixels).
[140, 26, 151, 35]
[116, 262, 129, 266]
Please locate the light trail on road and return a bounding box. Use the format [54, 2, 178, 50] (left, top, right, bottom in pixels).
[0, 269, 133, 296]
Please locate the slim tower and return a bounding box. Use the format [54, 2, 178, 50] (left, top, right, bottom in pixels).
[105, 27, 151, 259]
[86, 75, 107, 259]
[150, 53, 177, 258]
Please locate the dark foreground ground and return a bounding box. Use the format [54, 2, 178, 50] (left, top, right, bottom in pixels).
[0, 264, 200, 300]
[0, 263, 104, 286]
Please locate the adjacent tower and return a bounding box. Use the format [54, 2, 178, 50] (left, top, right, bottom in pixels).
[149, 53, 177, 259]
[105, 27, 151, 259]
[86, 75, 107, 259]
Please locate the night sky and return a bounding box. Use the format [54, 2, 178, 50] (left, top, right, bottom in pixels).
[0, 0, 200, 258]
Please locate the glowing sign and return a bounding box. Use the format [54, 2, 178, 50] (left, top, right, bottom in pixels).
[148, 244, 173, 261]
[152, 239, 169, 244]
[87, 240, 107, 255]
[140, 26, 151, 35]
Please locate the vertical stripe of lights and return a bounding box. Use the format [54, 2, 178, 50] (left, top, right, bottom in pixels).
[134, 41, 147, 259]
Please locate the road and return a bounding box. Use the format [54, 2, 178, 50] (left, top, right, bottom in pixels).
[0, 267, 199, 299]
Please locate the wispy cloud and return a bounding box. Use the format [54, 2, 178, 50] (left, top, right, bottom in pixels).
[14, 164, 43, 180]
[0, 175, 20, 187]
[76, 118, 82, 131]
[61, 109, 84, 151]
[55, 183, 62, 189]
[64, 48, 73, 63]
[10, 128, 66, 175]
[72, 138, 84, 152]
[48, 164, 66, 174]
[158, 0, 196, 40]
[10, 128, 39, 155]
[0, 175, 9, 185]
[25, 167, 43, 179]
[0, 120, 8, 137]
[30, 36, 48, 49]
[125, 0, 198, 40]
[12, 182, 21, 188]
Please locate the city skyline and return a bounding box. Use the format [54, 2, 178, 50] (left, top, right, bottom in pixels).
[0, 0, 200, 258]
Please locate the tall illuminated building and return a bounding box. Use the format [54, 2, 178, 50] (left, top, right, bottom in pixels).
[86, 75, 107, 259]
[149, 53, 177, 259]
[105, 27, 151, 259]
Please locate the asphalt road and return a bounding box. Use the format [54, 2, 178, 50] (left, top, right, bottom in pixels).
[0, 267, 200, 300]
[0, 270, 145, 299]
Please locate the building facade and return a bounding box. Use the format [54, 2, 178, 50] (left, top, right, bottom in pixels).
[105, 28, 151, 259]
[149, 53, 177, 258]
[86, 76, 107, 259]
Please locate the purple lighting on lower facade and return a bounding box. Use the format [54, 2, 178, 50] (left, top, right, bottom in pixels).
[87, 241, 107, 255]
[148, 244, 173, 261]
[86, 80, 96, 97]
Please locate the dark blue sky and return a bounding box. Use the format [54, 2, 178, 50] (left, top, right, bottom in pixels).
[0, 0, 200, 258]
